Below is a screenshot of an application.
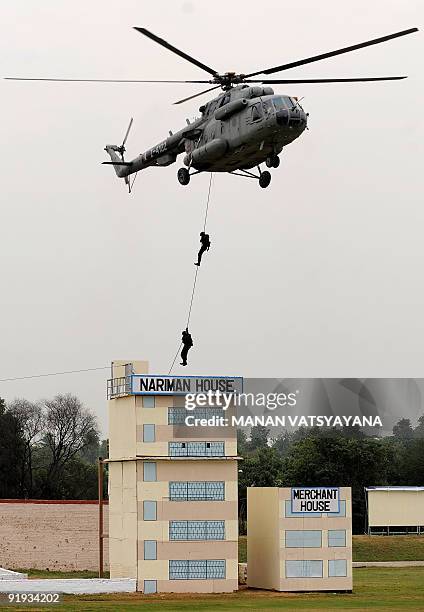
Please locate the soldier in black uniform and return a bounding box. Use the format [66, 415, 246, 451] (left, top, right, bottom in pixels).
[194, 232, 211, 267]
[180, 327, 193, 366]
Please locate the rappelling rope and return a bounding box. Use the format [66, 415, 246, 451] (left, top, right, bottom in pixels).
[168, 173, 214, 374]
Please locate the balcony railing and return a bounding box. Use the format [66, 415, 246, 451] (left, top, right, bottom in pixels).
[107, 376, 131, 399]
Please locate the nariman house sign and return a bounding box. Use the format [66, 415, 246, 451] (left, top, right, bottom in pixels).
[130, 375, 243, 395]
[291, 487, 340, 513]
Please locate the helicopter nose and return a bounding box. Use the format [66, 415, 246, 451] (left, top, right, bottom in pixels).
[276, 109, 289, 126]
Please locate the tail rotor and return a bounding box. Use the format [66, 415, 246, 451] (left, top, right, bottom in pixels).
[117, 117, 134, 193]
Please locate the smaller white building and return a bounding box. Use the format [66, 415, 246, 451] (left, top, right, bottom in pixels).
[248, 487, 352, 592]
[365, 486, 424, 535]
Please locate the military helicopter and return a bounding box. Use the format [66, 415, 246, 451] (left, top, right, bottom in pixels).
[6, 26, 418, 190]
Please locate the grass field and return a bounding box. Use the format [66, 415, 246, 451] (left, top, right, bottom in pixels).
[238, 535, 424, 563]
[13, 536, 424, 610]
[353, 535, 424, 561]
[9, 568, 424, 611]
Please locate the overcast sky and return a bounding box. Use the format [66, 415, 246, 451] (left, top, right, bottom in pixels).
[1, 0, 423, 435]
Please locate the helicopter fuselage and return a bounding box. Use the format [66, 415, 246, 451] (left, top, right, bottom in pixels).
[105, 85, 307, 183]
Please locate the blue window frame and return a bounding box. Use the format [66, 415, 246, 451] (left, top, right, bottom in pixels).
[169, 520, 225, 540]
[168, 441, 225, 457]
[328, 559, 347, 577]
[143, 462, 157, 482]
[144, 540, 157, 560]
[328, 530, 346, 547]
[143, 500, 157, 521]
[169, 481, 225, 501]
[169, 559, 225, 580]
[285, 530, 322, 548]
[143, 424, 155, 443]
[286, 560, 323, 578]
[143, 580, 157, 593]
[142, 396, 155, 408]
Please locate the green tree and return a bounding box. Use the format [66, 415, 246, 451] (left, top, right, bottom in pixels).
[0, 398, 25, 498]
[246, 425, 269, 452]
[7, 398, 44, 497]
[238, 447, 284, 533]
[281, 431, 394, 533]
[393, 418, 414, 440]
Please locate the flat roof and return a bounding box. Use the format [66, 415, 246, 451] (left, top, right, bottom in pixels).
[365, 486, 424, 492]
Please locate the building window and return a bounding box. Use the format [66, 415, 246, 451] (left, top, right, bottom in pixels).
[285, 560, 323, 578]
[169, 520, 225, 540]
[285, 530, 322, 548]
[168, 441, 224, 457]
[327, 500, 346, 517]
[207, 559, 226, 579]
[143, 424, 155, 443]
[169, 559, 225, 580]
[206, 521, 226, 540]
[143, 462, 157, 482]
[143, 580, 157, 594]
[284, 500, 321, 518]
[169, 481, 224, 501]
[328, 559, 347, 577]
[144, 540, 157, 560]
[328, 530, 346, 547]
[168, 407, 223, 425]
[142, 396, 155, 408]
[143, 500, 157, 521]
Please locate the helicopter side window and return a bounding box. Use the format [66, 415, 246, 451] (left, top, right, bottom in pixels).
[219, 93, 231, 107]
[251, 104, 262, 121]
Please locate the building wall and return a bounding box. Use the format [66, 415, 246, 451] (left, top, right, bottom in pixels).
[108, 361, 239, 593]
[247, 488, 280, 590]
[0, 500, 109, 572]
[248, 487, 353, 592]
[367, 489, 424, 527]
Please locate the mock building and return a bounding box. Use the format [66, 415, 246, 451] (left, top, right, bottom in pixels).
[248, 487, 352, 591]
[107, 360, 240, 593]
[365, 486, 424, 535]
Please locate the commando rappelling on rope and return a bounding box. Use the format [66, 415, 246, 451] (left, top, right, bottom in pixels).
[194, 232, 211, 267]
[168, 174, 214, 373]
[180, 328, 193, 366]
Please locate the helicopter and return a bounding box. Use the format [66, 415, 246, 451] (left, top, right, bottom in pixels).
[6, 26, 418, 190]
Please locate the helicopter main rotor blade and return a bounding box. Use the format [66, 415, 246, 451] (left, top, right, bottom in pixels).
[4, 78, 212, 83]
[245, 27, 418, 78]
[173, 85, 221, 105]
[122, 117, 133, 148]
[134, 27, 219, 77]
[246, 76, 407, 84]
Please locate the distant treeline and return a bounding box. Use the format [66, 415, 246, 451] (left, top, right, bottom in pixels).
[2, 393, 423, 536]
[238, 417, 424, 534]
[0, 395, 107, 500]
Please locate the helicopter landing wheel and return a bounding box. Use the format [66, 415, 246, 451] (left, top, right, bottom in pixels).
[266, 154, 280, 168]
[259, 170, 271, 188]
[177, 167, 190, 186]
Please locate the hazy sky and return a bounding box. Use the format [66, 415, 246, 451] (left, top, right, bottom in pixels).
[1, 0, 423, 434]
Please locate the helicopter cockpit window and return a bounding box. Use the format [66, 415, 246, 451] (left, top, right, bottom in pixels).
[251, 104, 262, 121]
[262, 99, 274, 116]
[272, 96, 288, 111]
